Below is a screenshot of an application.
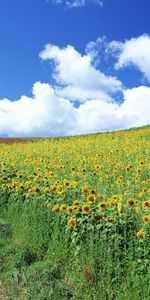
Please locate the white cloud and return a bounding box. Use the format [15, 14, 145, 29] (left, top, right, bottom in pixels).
[85, 36, 107, 65]
[75, 86, 150, 134]
[109, 34, 150, 82]
[0, 82, 77, 137]
[120, 86, 150, 126]
[39, 44, 122, 102]
[50, 0, 103, 8]
[0, 82, 150, 137]
[0, 39, 150, 137]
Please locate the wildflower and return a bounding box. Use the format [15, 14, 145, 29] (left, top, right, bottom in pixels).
[108, 198, 116, 207]
[128, 199, 135, 207]
[97, 202, 107, 209]
[143, 200, 150, 209]
[142, 215, 150, 224]
[82, 204, 91, 214]
[44, 187, 50, 193]
[68, 218, 77, 229]
[90, 189, 96, 194]
[60, 204, 67, 212]
[95, 164, 100, 170]
[2, 184, 6, 189]
[52, 205, 60, 213]
[19, 183, 24, 190]
[82, 185, 90, 194]
[93, 215, 101, 222]
[66, 207, 74, 215]
[33, 186, 40, 193]
[64, 180, 70, 187]
[136, 230, 145, 240]
[73, 200, 80, 206]
[57, 186, 64, 195]
[72, 205, 78, 211]
[126, 165, 132, 171]
[87, 194, 96, 203]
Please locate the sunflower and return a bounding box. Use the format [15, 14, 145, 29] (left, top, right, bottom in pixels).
[128, 199, 135, 207]
[82, 204, 91, 214]
[66, 207, 74, 215]
[136, 230, 145, 240]
[52, 205, 60, 213]
[64, 180, 70, 187]
[95, 164, 100, 170]
[33, 186, 40, 193]
[57, 186, 64, 195]
[44, 187, 50, 193]
[60, 204, 67, 212]
[87, 194, 96, 203]
[90, 189, 96, 194]
[143, 200, 150, 209]
[72, 200, 80, 206]
[82, 185, 90, 194]
[68, 218, 77, 229]
[142, 215, 150, 224]
[108, 198, 116, 207]
[93, 215, 101, 222]
[126, 165, 132, 171]
[72, 205, 79, 211]
[97, 202, 107, 209]
[19, 183, 24, 190]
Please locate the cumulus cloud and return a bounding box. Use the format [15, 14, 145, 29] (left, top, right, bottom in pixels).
[50, 0, 103, 9]
[39, 44, 122, 102]
[0, 38, 150, 137]
[109, 34, 150, 82]
[0, 82, 150, 137]
[0, 82, 77, 137]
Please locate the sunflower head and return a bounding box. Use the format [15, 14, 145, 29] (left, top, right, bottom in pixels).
[82, 204, 91, 214]
[97, 202, 107, 209]
[60, 204, 67, 212]
[87, 194, 96, 203]
[66, 207, 74, 215]
[52, 205, 60, 213]
[33, 186, 40, 193]
[68, 218, 77, 229]
[136, 230, 145, 240]
[142, 215, 150, 224]
[143, 200, 150, 209]
[128, 198, 135, 207]
[44, 187, 50, 193]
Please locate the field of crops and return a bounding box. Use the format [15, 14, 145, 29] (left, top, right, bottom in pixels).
[0, 127, 150, 300]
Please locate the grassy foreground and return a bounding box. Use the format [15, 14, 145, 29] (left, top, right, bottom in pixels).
[0, 127, 150, 300]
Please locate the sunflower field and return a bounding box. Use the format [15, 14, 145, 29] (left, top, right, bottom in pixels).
[0, 127, 150, 300]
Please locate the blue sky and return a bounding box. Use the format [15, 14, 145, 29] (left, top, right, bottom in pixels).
[0, 0, 150, 136]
